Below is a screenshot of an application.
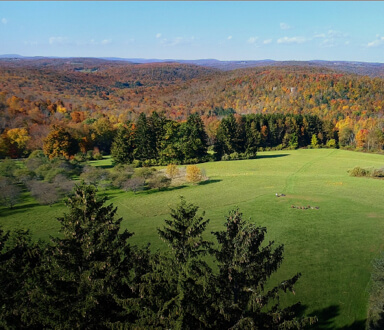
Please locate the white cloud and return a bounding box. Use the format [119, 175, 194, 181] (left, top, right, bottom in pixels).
[277, 36, 307, 44]
[227, 35, 232, 40]
[1, 18, 7, 25]
[263, 39, 272, 44]
[49, 36, 69, 45]
[24, 40, 38, 46]
[280, 22, 291, 30]
[319, 39, 335, 48]
[247, 36, 258, 44]
[314, 33, 326, 39]
[101, 39, 112, 45]
[367, 36, 384, 47]
[156, 33, 162, 39]
[328, 29, 348, 38]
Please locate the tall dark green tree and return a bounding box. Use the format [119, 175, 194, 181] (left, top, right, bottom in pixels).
[159, 121, 184, 164]
[148, 111, 168, 159]
[180, 113, 209, 162]
[0, 229, 43, 328]
[211, 208, 317, 329]
[138, 197, 214, 329]
[134, 113, 157, 161]
[214, 114, 243, 159]
[111, 124, 135, 164]
[35, 183, 141, 328]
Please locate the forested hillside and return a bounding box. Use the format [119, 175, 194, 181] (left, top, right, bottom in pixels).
[0, 58, 383, 159]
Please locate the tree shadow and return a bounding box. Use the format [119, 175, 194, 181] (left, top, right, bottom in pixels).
[197, 179, 222, 186]
[256, 153, 290, 159]
[96, 164, 114, 169]
[307, 305, 366, 329]
[0, 202, 41, 217]
[142, 185, 187, 195]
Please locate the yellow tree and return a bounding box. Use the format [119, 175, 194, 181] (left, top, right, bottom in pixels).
[186, 165, 202, 184]
[6, 128, 30, 154]
[166, 164, 179, 179]
[43, 126, 78, 160]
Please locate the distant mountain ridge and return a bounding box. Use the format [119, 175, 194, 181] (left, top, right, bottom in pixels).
[1, 54, 384, 77]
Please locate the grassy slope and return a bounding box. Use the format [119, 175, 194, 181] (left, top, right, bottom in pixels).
[1, 149, 384, 328]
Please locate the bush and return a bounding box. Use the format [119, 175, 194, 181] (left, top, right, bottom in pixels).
[186, 165, 202, 184]
[221, 154, 230, 161]
[326, 139, 337, 148]
[131, 160, 143, 168]
[147, 174, 171, 191]
[121, 177, 145, 194]
[133, 167, 156, 180]
[110, 164, 134, 188]
[166, 164, 180, 179]
[74, 153, 86, 162]
[349, 166, 371, 177]
[371, 168, 384, 178]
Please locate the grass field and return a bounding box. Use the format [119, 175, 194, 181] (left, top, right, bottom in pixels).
[1, 149, 384, 328]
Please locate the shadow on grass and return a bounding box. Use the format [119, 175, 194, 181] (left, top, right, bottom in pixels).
[198, 179, 222, 186]
[142, 185, 187, 195]
[307, 305, 366, 330]
[137, 179, 223, 195]
[257, 153, 290, 159]
[0, 202, 41, 217]
[96, 164, 114, 169]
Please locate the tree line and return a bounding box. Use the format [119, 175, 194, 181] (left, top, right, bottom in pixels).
[0, 183, 316, 329]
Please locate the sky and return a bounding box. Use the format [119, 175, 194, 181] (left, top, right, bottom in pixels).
[1, 1, 384, 62]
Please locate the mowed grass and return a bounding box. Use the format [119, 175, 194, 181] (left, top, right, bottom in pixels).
[1, 149, 384, 328]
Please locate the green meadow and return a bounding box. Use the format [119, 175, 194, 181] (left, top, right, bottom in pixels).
[1, 149, 384, 328]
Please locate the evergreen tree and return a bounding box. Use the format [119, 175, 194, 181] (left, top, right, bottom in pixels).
[138, 197, 215, 329]
[134, 113, 157, 161]
[148, 111, 167, 160]
[0, 229, 43, 327]
[111, 124, 135, 164]
[159, 121, 184, 164]
[35, 183, 141, 328]
[214, 114, 241, 159]
[180, 113, 209, 161]
[211, 208, 317, 329]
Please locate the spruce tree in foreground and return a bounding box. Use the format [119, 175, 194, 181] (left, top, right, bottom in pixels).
[0, 229, 43, 327]
[138, 197, 215, 329]
[35, 183, 144, 328]
[212, 208, 317, 329]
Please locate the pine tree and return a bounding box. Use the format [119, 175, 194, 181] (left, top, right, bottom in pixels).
[0, 229, 43, 327]
[212, 208, 317, 329]
[180, 113, 208, 162]
[138, 197, 215, 329]
[35, 183, 141, 328]
[134, 113, 157, 161]
[111, 124, 135, 164]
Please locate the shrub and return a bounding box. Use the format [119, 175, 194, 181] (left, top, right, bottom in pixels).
[121, 177, 145, 194]
[131, 160, 143, 168]
[133, 167, 156, 180]
[371, 168, 384, 178]
[349, 166, 371, 177]
[147, 174, 171, 191]
[326, 139, 337, 148]
[221, 154, 230, 161]
[186, 165, 202, 184]
[166, 164, 180, 179]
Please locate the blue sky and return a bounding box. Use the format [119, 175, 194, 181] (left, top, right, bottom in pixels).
[1, 1, 384, 62]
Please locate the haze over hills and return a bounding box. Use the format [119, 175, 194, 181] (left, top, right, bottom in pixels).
[2, 54, 384, 77]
